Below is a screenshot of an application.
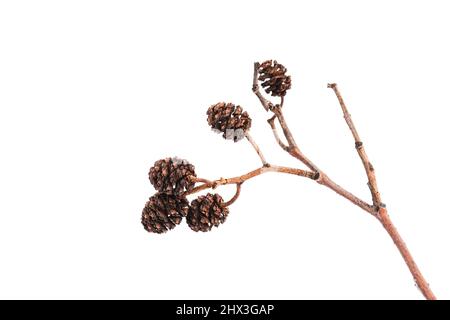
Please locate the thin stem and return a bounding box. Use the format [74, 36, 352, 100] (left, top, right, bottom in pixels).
[184, 165, 316, 197]
[328, 83, 382, 207]
[269, 164, 316, 178]
[245, 132, 268, 166]
[267, 115, 289, 152]
[192, 177, 214, 185]
[223, 183, 242, 207]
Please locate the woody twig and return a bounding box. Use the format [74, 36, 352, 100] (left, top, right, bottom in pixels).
[142, 59, 436, 300]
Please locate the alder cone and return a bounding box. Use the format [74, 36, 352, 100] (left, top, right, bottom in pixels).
[258, 60, 291, 97]
[148, 157, 196, 195]
[142, 193, 189, 234]
[187, 193, 229, 232]
[206, 102, 252, 142]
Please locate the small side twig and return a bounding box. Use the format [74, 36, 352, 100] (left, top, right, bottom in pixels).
[327, 83, 382, 208]
[223, 183, 242, 207]
[245, 132, 268, 166]
[267, 115, 289, 152]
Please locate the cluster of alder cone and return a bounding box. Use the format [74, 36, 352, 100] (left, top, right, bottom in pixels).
[142, 60, 436, 299]
[143, 157, 230, 233]
[142, 60, 288, 234]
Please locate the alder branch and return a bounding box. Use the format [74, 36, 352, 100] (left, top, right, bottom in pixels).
[146, 60, 436, 299]
[250, 63, 435, 299]
[327, 83, 382, 208]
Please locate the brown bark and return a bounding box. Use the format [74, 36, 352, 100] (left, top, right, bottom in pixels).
[378, 208, 436, 300]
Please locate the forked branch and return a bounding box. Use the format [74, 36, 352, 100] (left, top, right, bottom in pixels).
[250, 62, 435, 300]
[145, 60, 436, 300]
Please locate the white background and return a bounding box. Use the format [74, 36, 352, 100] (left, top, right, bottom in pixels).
[0, 0, 449, 300]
